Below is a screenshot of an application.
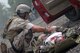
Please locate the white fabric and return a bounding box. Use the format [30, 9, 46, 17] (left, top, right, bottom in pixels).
[50, 26, 57, 29]
[45, 32, 63, 44]
[8, 18, 34, 32]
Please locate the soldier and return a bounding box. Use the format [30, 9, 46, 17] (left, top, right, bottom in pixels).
[2, 4, 59, 53]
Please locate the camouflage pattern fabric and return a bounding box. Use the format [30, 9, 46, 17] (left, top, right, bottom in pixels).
[13, 29, 34, 53]
[56, 26, 79, 39]
[3, 15, 34, 53]
[0, 36, 16, 53]
[1, 30, 33, 53]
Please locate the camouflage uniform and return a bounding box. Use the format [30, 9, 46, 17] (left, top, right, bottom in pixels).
[55, 26, 80, 48]
[0, 36, 15, 53]
[56, 26, 79, 38]
[2, 15, 34, 53]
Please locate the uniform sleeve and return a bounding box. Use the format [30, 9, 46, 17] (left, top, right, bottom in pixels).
[26, 23, 34, 30]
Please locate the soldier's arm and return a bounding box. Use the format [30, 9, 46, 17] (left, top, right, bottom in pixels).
[31, 25, 54, 33]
